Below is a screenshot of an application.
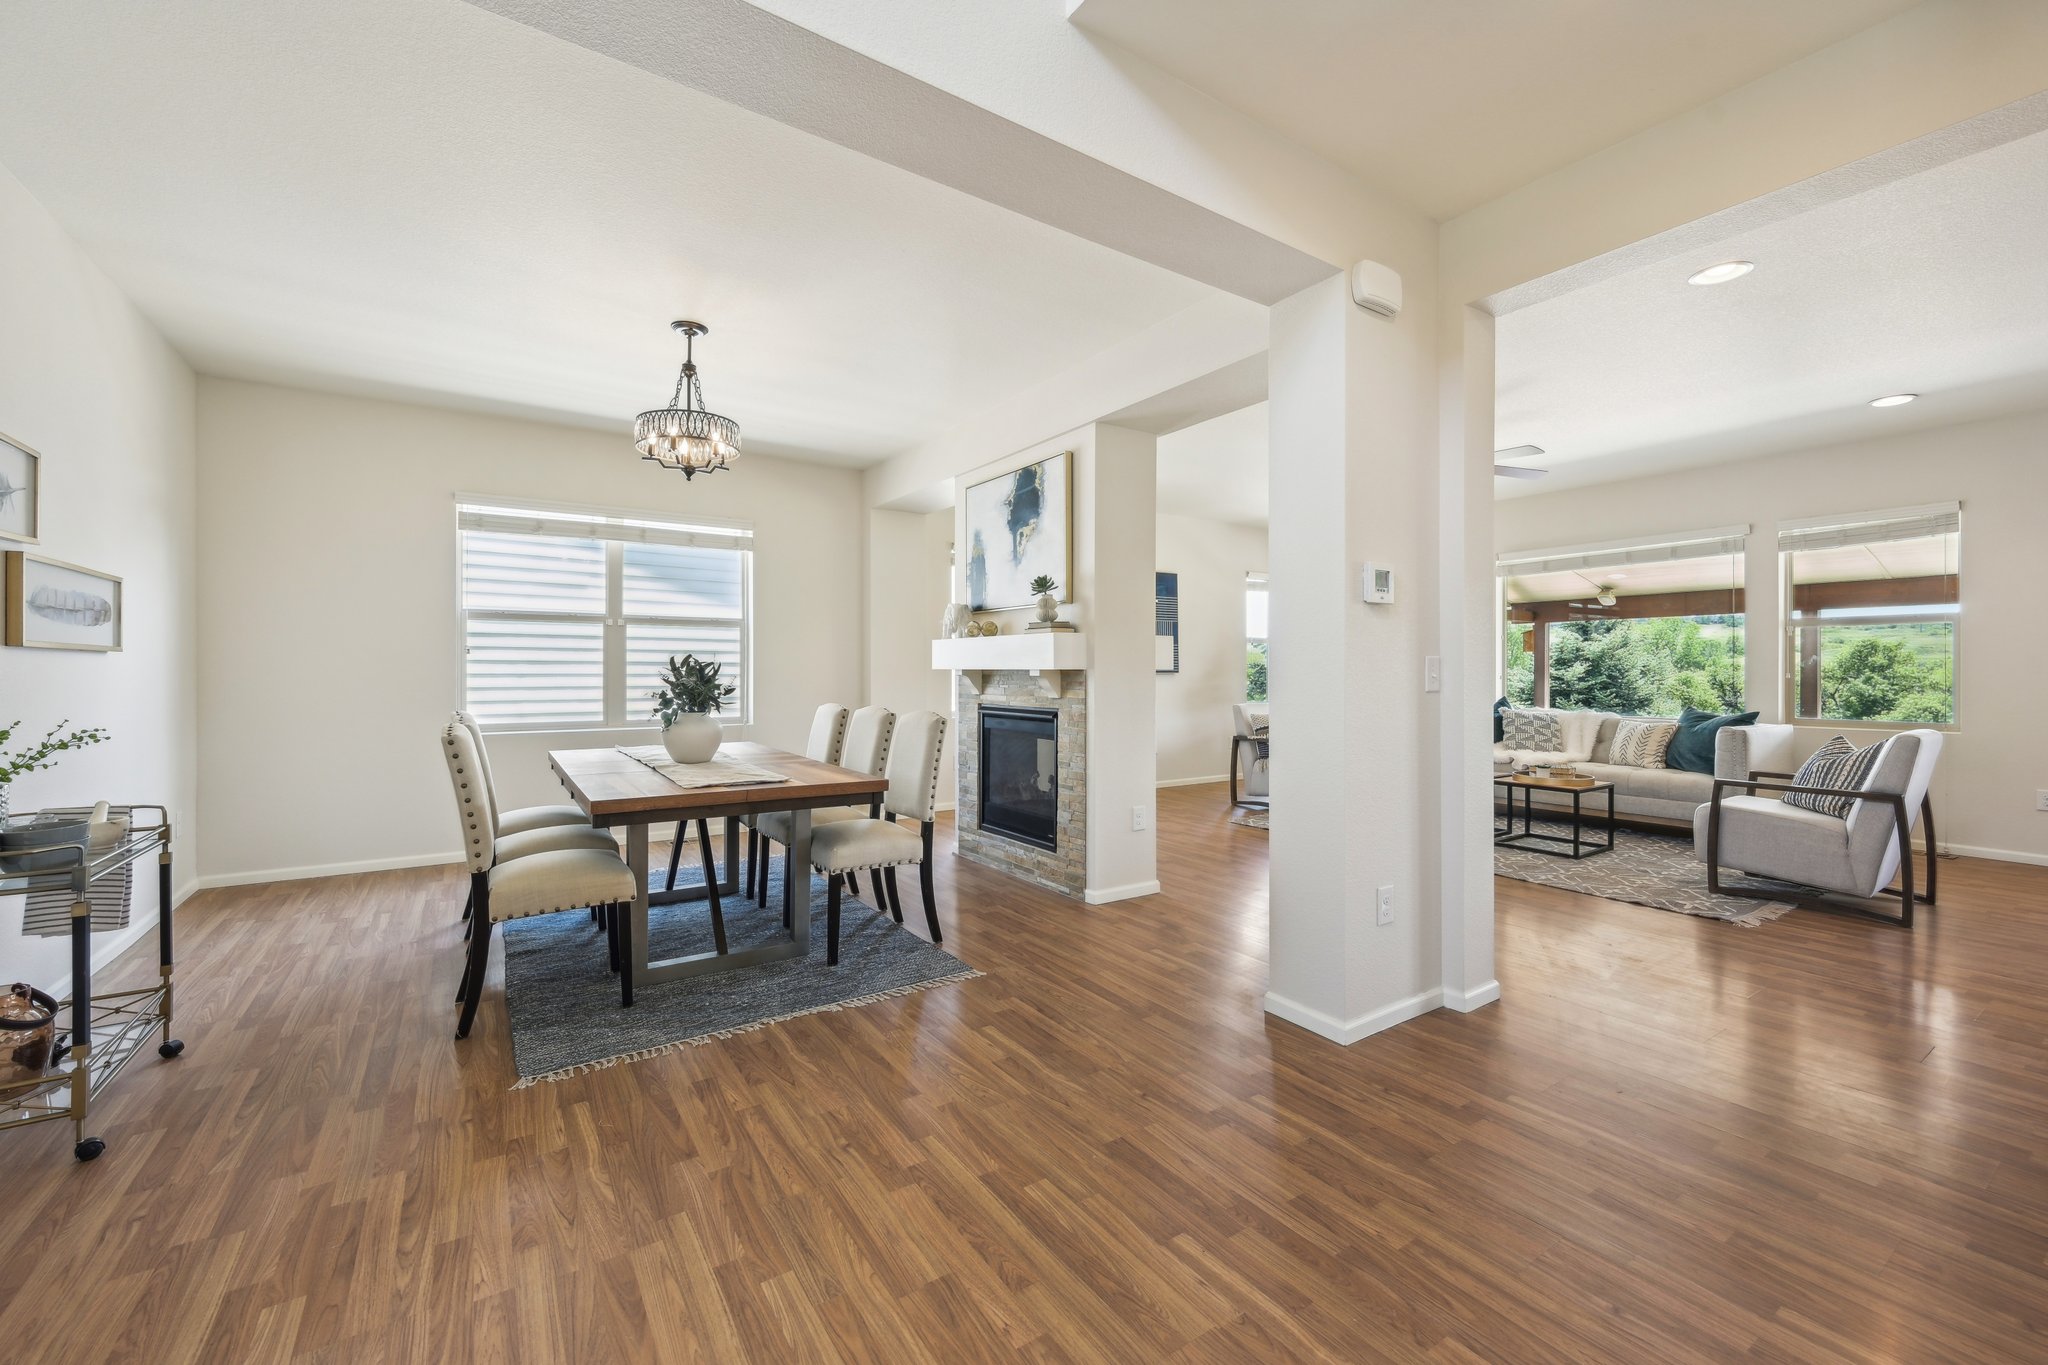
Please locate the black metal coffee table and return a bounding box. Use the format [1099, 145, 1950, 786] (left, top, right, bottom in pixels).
[1494, 774, 1616, 859]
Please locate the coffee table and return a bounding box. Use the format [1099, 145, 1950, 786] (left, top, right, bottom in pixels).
[1494, 773, 1616, 859]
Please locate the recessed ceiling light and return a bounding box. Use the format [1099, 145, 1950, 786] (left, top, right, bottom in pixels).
[1687, 261, 1754, 286]
[1869, 393, 1917, 408]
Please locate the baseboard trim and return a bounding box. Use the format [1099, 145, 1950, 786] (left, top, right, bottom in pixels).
[1442, 980, 1501, 1012]
[1943, 843, 2048, 868]
[1156, 775, 1226, 789]
[1263, 986, 1444, 1045]
[1083, 879, 1161, 905]
[197, 850, 464, 890]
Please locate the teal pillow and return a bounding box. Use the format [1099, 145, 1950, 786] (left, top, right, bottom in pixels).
[1666, 707, 1758, 774]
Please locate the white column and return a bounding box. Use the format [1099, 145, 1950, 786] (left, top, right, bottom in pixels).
[1081, 423, 1159, 902]
[1265, 272, 1446, 1042]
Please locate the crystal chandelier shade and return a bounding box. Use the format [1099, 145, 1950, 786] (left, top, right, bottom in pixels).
[635, 321, 741, 479]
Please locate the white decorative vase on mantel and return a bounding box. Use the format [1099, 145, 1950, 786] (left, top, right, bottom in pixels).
[662, 713, 722, 764]
[1035, 592, 1060, 625]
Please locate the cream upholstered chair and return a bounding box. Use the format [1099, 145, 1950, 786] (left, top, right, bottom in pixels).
[451, 711, 615, 926]
[806, 710, 947, 964]
[455, 711, 590, 836]
[1696, 729, 1942, 926]
[442, 720, 639, 1037]
[1228, 703, 1270, 808]
[751, 705, 894, 904]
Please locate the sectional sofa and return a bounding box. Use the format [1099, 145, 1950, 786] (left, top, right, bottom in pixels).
[1493, 709, 1799, 826]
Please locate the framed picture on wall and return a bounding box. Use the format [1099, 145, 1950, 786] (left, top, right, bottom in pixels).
[0, 431, 39, 545]
[1155, 571, 1179, 673]
[3, 551, 123, 651]
[963, 449, 1071, 612]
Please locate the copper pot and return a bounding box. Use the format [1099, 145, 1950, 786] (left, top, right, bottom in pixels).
[1, 983, 62, 1086]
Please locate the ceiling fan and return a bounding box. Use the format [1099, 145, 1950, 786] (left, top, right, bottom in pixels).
[1494, 445, 1548, 480]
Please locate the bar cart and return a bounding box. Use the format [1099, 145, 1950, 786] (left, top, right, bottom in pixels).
[0, 804, 182, 1161]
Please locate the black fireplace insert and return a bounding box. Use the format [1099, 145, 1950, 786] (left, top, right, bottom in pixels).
[978, 705, 1058, 851]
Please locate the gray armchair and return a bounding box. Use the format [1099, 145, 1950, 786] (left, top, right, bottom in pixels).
[1694, 729, 1942, 926]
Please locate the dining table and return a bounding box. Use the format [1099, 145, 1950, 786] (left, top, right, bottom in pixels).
[548, 742, 888, 991]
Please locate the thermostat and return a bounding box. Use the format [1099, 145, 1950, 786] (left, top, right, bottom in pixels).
[1362, 563, 1394, 604]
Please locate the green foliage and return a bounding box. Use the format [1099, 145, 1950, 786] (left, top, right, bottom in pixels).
[649, 655, 734, 727]
[1542, 615, 1746, 717]
[1028, 574, 1058, 596]
[1820, 633, 1954, 723]
[0, 719, 111, 784]
[1245, 641, 1268, 702]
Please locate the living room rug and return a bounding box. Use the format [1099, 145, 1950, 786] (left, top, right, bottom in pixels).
[1229, 807, 1270, 830]
[1494, 817, 1795, 927]
[500, 864, 978, 1087]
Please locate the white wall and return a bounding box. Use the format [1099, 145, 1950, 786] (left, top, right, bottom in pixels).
[1154, 514, 1266, 785]
[864, 504, 955, 803]
[195, 378, 866, 884]
[1496, 407, 2048, 864]
[0, 165, 198, 991]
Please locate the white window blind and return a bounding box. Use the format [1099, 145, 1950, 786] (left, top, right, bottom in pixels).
[1496, 526, 1749, 577]
[458, 502, 751, 729]
[1775, 503, 1960, 554]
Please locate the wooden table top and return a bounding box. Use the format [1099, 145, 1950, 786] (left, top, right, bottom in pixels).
[549, 742, 887, 823]
[1493, 771, 1613, 791]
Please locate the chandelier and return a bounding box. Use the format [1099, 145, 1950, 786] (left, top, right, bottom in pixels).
[636, 320, 741, 478]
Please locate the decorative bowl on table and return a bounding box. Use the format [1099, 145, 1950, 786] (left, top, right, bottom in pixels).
[1, 814, 92, 872]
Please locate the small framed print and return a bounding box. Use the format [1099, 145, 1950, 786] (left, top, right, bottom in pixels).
[3, 552, 122, 651]
[0, 431, 38, 545]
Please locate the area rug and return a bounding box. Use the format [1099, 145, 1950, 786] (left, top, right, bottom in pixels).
[500, 864, 979, 1087]
[1494, 817, 1795, 927]
[1229, 807, 1270, 830]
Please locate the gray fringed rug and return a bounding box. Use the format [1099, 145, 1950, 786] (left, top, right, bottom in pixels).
[1494, 817, 1796, 927]
[500, 865, 979, 1087]
[1229, 807, 1269, 830]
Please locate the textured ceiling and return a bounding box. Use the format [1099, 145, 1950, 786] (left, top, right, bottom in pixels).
[1495, 127, 2048, 495]
[0, 0, 1215, 464]
[1068, 0, 1916, 219]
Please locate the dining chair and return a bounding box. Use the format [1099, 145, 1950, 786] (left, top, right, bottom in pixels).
[449, 712, 616, 928]
[805, 711, 947, 965]
[455, 711, 591, 836]
[442, 720, 639, 1037]
[751, 705, 894, 905]
[697, 702, 849, 901]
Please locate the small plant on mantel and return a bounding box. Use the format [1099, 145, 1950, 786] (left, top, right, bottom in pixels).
[651, 655, 734, 764]
[0, 720, 111, 821]
[1028, 575, 1057, 597]
[1030, 575, 1061, 625]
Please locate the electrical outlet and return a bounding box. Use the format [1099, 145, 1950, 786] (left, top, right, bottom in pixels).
[1376, 884, 1394, 926]
[1132, 805, 1150, 831]
[1423, 655, 1442, 693]
[2037, 790, 2048, 812]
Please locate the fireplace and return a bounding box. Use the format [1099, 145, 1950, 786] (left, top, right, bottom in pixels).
[978, 705, 1058, 851]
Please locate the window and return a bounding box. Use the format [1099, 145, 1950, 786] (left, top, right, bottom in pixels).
[458, 502, 751, 728]
[1779, 504, 1959, 726]
[1244, 572, 1269, 701]
[1498, 528, 1747, 716]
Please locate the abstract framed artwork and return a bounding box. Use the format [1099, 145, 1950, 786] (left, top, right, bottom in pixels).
[3, 552, 123, 652]
[964, 449, 1071, 612]
[0, 431, 39, 545]
[1155, 571, 1179, 673]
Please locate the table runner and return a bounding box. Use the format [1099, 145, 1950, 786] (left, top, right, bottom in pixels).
[616, 745, 792, 790]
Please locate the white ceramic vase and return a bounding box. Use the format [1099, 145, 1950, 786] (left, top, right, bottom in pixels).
[1035, 592, 1060, 624]
[661, 713, 722, 764]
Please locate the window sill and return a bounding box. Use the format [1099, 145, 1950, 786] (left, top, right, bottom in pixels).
[1787, 718, 1958, 734]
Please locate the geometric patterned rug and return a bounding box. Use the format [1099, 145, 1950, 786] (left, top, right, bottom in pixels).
[1495, 817, 1795, 927]
[1228, 807, 1269, 830]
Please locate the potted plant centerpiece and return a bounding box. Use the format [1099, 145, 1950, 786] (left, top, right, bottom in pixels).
[651, 654, 734, 764]
[1030, 574, 1061, 625]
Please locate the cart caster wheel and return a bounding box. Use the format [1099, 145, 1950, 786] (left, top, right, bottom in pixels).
[159, 1039, 185, 1059]
[75, 1137, 106, 1162]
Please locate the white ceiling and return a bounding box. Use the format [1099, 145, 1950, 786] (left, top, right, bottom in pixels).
[1067, 0, 1917, 219]
[1495, 126, 2048, 495]
[1156, 402, 1266, 527]
[0, 0, 1216, 465]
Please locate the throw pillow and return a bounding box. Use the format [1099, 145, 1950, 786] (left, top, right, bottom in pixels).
[1491, 696, 1509, 743]
[1499, 708, 1562, 752]
[1666, 707, 1758, 775]
[1609, 718, 1678, 768]
[1783, 735, 1885, 818]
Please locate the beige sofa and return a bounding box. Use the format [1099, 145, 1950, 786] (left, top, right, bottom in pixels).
[1494, 710, 1799, 825]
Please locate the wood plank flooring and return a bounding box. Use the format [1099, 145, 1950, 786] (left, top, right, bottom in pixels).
[3, 784, 2045, 1361]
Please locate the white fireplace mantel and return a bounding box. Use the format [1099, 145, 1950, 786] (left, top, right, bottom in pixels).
[931, 632, 1088, 697]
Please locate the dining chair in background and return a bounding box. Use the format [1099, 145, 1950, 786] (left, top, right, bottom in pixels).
[806, 710, 947, 964]
[441, 720, 641, 1036]
[752, 705, 894, 907]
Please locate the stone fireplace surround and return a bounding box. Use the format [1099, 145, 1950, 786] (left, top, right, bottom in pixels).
[954, 671, 1087, 897]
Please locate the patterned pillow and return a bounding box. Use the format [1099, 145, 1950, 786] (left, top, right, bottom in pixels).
[1609, 719, 1678, 768]
[1783, 735, 1885, 818]
[1499, 708, 1562, 751]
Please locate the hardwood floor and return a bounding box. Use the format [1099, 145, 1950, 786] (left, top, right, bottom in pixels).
[3, 784, 2046, 1362]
